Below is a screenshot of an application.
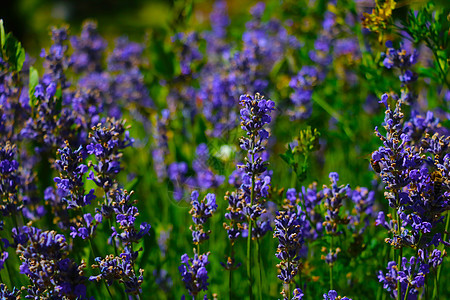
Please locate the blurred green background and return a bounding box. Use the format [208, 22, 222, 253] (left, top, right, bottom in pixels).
[0, 0, 264, 57]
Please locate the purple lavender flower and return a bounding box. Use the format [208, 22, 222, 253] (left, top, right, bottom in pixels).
[223, 191, 246, 243]
[372, 94, 421, 210]
[153, 268, 173, 293]
[322, 172, 351, 235]
[291, 288, 304, 300]
[87, 119, 134, 194]
[105, 37, 153, 114]
[54, 143, 94, 209]
[383, 41, 418, 70]
[372, 93, 450, 250]
[70, 21, 107, 73]
[168, 161, 188, 201]
[0, 142, 20, 217]
[323, 290, 352, 300]
[239, 93, 275, 239]
[107, 37, 143, 71]
[16, 226, 87, 299]
[377, 257, 428, 300]
[179, 252, 210, 297]
[347, 187, 375, 234]
[152, 109, 170, 181]
[274, 210, 306, 284]
[111, 189, 151, 246]
[403, 110, 447, 147]
[172, 32, 203, 76]
[289, 66, 319, 120]
[382, 41, 419, 88]
[189, 143, 225, 190]
[0, 284, 21, 299]
[90, 252, 144, 295]
[41, 26, 71, 89]
[70, 213, 102, 240]
[206, 0, 230, 43]
[157, 226, 172, 259]
[189, 191, 218, 244]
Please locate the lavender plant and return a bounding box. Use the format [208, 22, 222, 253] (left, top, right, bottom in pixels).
[0, 0, 449, 299]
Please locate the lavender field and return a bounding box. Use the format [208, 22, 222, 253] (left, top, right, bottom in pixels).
[0, 0, 449, 299]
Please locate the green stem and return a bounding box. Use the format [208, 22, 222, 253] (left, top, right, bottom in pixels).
[286, 283, 291, 300]
[228, 242, 234, 300]
[397, 246, 403, 300]
[432, 271, 439, 300]
[247, 215, 254, 299]
[403, 284, 410, 300]
[395, 209, 402, 300]
[256, 239, 263, 300]
[247, 135, 256, 300]
[229, 268, 233, 300]
[330, 235, 334, 291]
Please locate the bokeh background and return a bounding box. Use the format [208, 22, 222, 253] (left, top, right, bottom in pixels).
[1, 0, 449, 299]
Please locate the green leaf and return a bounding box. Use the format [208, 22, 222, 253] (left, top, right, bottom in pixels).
[417, 67, 439, 81]
[4, 33, 26, 71]
[125, 176, 140, 192]
[279, 145, 294, 165]
[29, 66, 39, 91]
[16, 42, 25, 71]
[29, 66, 39, 107]
[0, 19, 5, 48]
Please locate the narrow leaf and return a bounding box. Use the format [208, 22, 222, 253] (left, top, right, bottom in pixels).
[0, 19, 5, 48]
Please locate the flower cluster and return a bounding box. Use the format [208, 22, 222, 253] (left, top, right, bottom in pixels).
[0, 283, 21, 299]
[40, 26, 71, 89]
[323, 290, 352, 300]
[189, 191, 218, 245]
[0, 142, 20, 217]
[239, 93, 275, 233]
[54, 142, 94, 209]
[289, 66, 319, 120]
[373, 92, 450, 297]
[382, 41, 418, 84]
[373, 94, 450, 249]
[223, 191, 246, 244]
[16, 226, 87, 299]
[274, 210, 306, 284]
[179, 189, 216, 297]
[70, 21, 107, 73]
[377, 251, 445, 300]
[187, 144, 225, 190]
[111, 189, 151, 246]
[179, 252, 210, 297]
[152, 109, 170, 181]
[172, 32, 203, 76]
[70, 213, 102, 240]
[90, 252, 144, 295]
[322, 172, 351, 236]
[87, 119, 134, 194]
